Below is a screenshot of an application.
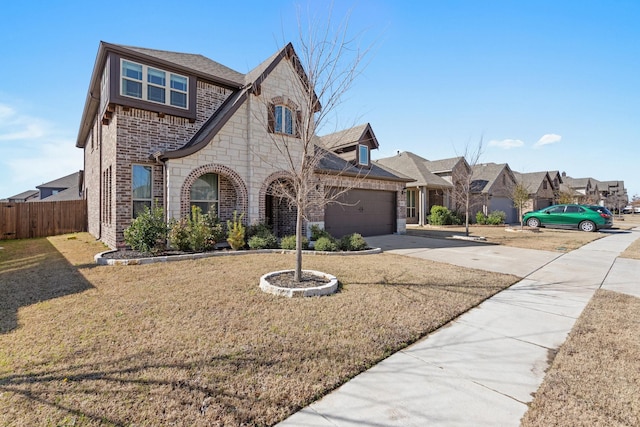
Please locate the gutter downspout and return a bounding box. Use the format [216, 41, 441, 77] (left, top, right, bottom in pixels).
[98, 113, 103, 240]
[246, 87, 252, 223]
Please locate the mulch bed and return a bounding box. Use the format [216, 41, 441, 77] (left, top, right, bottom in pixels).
[266, 271, 330, 288]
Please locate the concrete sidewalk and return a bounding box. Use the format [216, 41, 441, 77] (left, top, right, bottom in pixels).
[277, 229, 640, 427]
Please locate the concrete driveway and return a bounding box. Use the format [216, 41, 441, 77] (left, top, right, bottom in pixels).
[364, 234, 562, 277]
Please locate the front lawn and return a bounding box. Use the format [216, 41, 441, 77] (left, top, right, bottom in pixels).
[407, 225, 604, 252]
[522, 290, 640, 426]
[0, 233, 518, 426]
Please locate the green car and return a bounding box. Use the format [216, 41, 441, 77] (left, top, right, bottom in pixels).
[522, 204, 613, 232]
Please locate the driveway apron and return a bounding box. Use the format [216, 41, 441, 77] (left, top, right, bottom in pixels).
[277, 229, 640, 427]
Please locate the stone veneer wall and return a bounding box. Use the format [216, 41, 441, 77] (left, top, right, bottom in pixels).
[165, 57, 307, 227]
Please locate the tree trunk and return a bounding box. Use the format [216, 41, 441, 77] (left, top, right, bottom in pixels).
[294, 206, 303, 282]
[464, 194, 470, 236]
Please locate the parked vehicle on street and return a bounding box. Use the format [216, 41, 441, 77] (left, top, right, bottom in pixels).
[622, 205, 640, 214]
[522, 204, 613, 232]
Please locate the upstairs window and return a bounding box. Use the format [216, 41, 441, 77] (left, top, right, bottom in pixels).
[274, 105, 294, 135]
[358, 144, 370, 166]
[121, 59, 188, 109]
[268, 99, 300, 137]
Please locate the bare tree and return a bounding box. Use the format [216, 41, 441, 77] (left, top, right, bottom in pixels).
[452, 137, 484, 236]
[253, 6, 373, 281]
[511, 182, 530, 229]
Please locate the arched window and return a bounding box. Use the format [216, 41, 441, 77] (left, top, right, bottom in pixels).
[269, 101, 299, 137]
[190, 173, 218, 215]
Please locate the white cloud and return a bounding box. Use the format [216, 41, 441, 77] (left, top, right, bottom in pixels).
[0, 102, 82, 198]
[0, 103, 48, 141]
[534, 133, 562, 148]
[488, 138, 525, 149]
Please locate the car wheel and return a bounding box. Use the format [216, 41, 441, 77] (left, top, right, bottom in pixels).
[579, 220, 596, 232]
[526, 217, 541, 228]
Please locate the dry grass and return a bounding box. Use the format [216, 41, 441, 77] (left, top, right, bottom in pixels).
[407, 225, 604, 252]
[617, 214, 640, 260]
[0, 233, 518, 426]
[521, 290, 640, 427]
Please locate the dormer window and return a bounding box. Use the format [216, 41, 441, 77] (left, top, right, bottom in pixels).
[121, 59, 188, 109]
[358, 144, 369, 166]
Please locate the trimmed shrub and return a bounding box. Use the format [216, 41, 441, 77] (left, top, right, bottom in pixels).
[347, 233, 368, 251]
[428, 205, 453, 225]
[167, 218, 191, 251]
[123, 204, 168, 254]
[476, 211, 488, 225]
[314, 236, 338, 252]
[167, 206, 223, 252]
[280, 235, 309, 250]
[248, 234, 279, 249]
[450, 210, 464, 225]
[487, 210, 506, 225]
[310, 224, 332, 241]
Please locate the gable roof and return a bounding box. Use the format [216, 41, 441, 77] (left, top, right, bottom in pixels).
[471, 162, 514, 193]
[562, 176, 592, 189]
[319, 123, 379, 152]
[158, 43, 317, 161]
[29, 186, 81, 202]
[374, 152, 452, 188]
[36, 171, 81, 190]
[8, 190, 40, 202]
[513, 171, 552, 193]
[316, 147, 412, 182]
[424, 157, 466, 174]
[117, 45, 245, 85]
[547, 170, 563, 184]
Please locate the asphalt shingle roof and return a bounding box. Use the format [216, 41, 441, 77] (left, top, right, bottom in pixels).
[36, 172, 80, 190]
[375, 152, 452, 188]
[117, 45, 245, 86]
[319, 124, 378, 151]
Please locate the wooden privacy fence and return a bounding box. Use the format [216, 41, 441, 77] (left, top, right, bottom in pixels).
[0, 200, 87, 240]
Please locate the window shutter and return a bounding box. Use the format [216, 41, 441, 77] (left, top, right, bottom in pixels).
[268, 103, 275, 133]
[295, 111, 302, 138]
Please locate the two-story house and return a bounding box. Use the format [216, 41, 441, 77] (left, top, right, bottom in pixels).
[76, 42, 407, 249]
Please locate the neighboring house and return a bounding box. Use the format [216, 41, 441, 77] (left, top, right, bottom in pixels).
[423, 156, 471, 213]
[76, 42, 408, 249]
[598, 180, 628, 211]
[6, 190, 39, 203]
[374, 151, 453, 225]
[513, 171, 555, 212]
[4, 172, 84, 203]
[32, 171, 83, 202]
[561, 173, 600, 204]
[470, 163, 519, 223]
[547, 170, 563, 194]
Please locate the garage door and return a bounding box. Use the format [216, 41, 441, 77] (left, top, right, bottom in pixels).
[324, 189, 396, 237]
[490, 197, 519, 224]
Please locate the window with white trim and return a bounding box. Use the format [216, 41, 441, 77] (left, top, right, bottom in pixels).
[358, 144, 369, 166]
[190, 173, 219, 216]
[121, 59, 188, 109]
[132, 165, 152, 218]
[274, 105, 294, 135]
[406, 189, 416, 218]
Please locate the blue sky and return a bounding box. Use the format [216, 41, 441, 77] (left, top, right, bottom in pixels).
[1, 0, 638, 200]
